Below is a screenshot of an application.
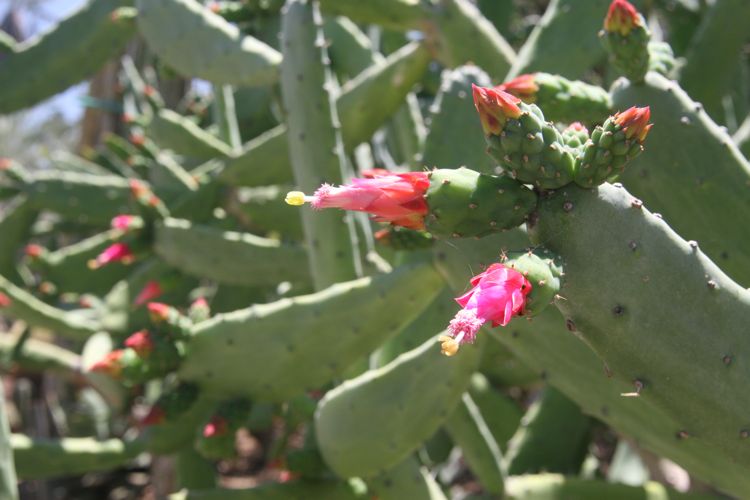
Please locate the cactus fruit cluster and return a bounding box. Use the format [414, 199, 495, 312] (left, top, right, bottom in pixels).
[1, 0, 749, 498]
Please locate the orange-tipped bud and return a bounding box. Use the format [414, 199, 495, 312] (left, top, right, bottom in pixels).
[90, 350, 124, 378]
[566, 122, 589, 134]
[124, 330, 154, 357]
[614, 106, 652, 142]
[24, 244, 45, 259]
[129, 180, 162, 208]
[0, 292, 11, 308]
[604, 0, 641, 36]
[134, 281, 163, 307]
[129, 133, 146, 147]
[497, 74, 539, 102]
[147, 302, 172, 323]
[471, 84, 522, 136]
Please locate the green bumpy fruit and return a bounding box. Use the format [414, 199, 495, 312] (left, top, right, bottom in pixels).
[574, 116, 644, 188]
[485, 103, 576, 189]
[424, 167, 537, 238]
[504, 250, 562, 316]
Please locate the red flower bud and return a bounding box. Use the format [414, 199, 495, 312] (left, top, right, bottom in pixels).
[134, 281, 163, 307]
[90, 350, 124, 378]
[147, 302, 172, 323]
[124, 330, 154, 357]
[471, 84, 522, 136]
[496, 74, 539, 102]
[604, 0, 641, 36]
[614, 106, 652, 142]
[24, 244, 45, 259]
[0, 292, 11, 308]
[140, 405, 166, 427]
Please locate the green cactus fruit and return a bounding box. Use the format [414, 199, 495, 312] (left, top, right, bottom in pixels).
[11, 435, 145, 480]
[505, 473, 717, 500]
[179, 262, 443, 401]
[314, 334, 481, 478]
[0, 1, 137, 114]
[611, 72, 750, 286]
[560, 122, 590, 156]
[474, 85, 576, 189]
[574, 106, 652, 187]
[503, 250, 562, 316]
[421, 66, 495, 175]
[504, 387, 592, 475]
[424, 167, 537, 238]
[647, 41, 677, 79]
[136, 0, 281, 86]
[444, 393, 505, 494]
[508, 0, 609, 81]
[600, 0, 651, 83]
[153, 218, 311, 287]
[528, 183, 750, 497]
[499, 73, 613, 125]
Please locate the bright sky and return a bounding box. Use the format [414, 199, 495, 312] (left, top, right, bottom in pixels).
[1, 0, 88, 123]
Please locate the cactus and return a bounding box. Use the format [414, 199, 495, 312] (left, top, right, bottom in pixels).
[136, 0, 281, 86]
[4, 0, 750, 497]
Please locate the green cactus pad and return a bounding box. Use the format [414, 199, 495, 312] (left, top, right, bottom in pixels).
[0, 0, 137, 114]
[529, 183, 750, 496]
[179, 262, 444, 401]
[532, 73, 612, 125]
[136, 0, 281, 86]
[147, 109, 233, 160]
[424, 167, 537, 238]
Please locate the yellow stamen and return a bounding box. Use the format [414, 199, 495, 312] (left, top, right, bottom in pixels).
[438, 335, 460, 357]
[285, 191, 308, 206]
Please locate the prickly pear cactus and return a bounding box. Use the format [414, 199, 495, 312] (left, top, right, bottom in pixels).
[2, 0, 750, 498]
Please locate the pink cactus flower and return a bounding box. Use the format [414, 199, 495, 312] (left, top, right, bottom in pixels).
[0, 292, 11, 308]
[124, 330, 154, 357]
[285, 169, 430, 230]
[134, 281, 163, 307]
[440, 263, 531, 356]
[88, 242, 135, 269]
[111, 214, 138, 231]
[472, 84, 522, 136]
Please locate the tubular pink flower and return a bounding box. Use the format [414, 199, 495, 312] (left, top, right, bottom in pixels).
[111, 214, 137, 231]
[134, 281, 163, 307]
[287, 169, 430, 230]
[88, 242, 135, 269]
[440, 263, 531, 356]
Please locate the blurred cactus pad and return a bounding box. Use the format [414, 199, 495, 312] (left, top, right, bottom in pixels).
[1, 0, 749, 498]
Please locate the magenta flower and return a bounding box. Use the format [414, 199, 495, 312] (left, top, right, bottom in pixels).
[285, 169, 430, 230]
[88, 242, 135, 269]
[440, 263, 532, 356]
[133, 281, 163, 307]
[111, 214, 140, 231]
[0, 292, 10, 308]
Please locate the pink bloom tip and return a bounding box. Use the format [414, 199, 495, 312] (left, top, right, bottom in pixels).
[605, 0, 641, 35]
[134, 281, 163, 307]
[88, 242, 135, 269]
[124, 330, 154, 357]
[496, 74, 539, 102]
[203, 416, 229, 438]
